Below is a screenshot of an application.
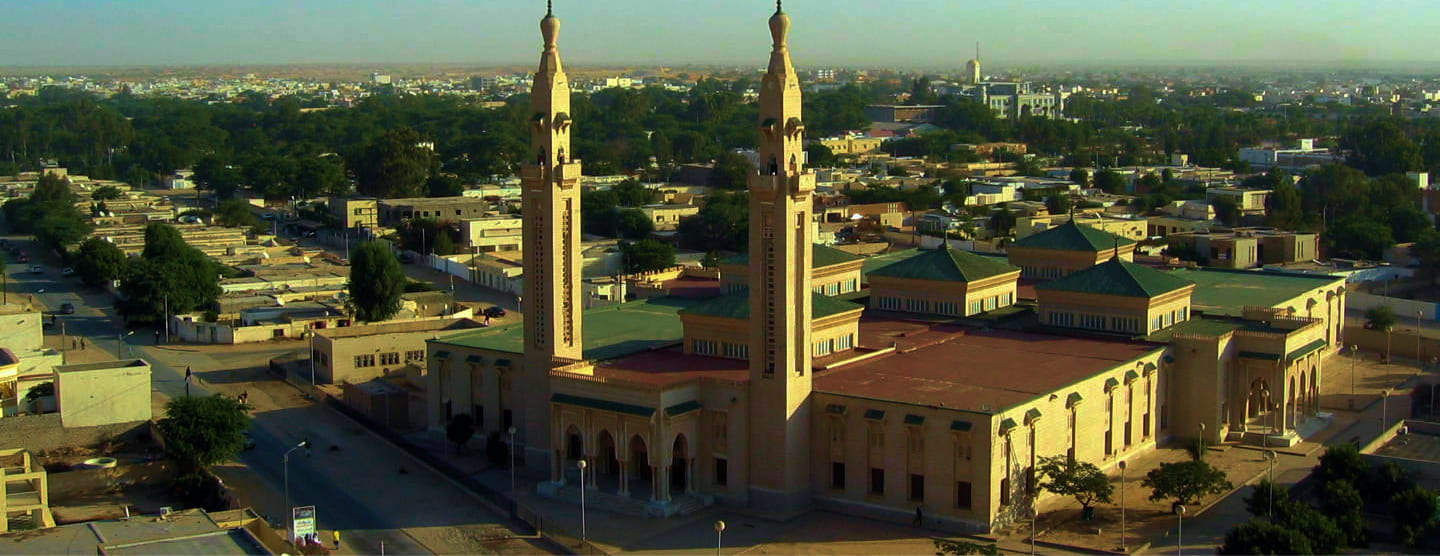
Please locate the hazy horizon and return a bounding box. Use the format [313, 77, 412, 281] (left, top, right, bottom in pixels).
[4, 0, 1439, 70]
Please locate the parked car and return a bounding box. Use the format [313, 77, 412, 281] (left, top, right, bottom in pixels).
[60, 303, 75, 315]
[29, 265, 43, 274]
[61, 267, 75, 276]
[483, 306, 507, 319]
[17, 254, 28, 263]
[241, 431, 256, 450]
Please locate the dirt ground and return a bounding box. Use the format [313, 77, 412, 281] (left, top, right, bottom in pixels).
[45, 461, 183, 524]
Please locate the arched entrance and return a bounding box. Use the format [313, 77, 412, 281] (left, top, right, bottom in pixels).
[596, 430, 618, 476]
[671, 434, 689, 494]
[1248, 379, 1270, 418]
[1299, 373, 1308, 417]
[565, 425, 583, 462]
[630, 435, 651, 482]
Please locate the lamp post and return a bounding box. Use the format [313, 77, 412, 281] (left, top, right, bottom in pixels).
[1197, 422, 1205, 454]
[508, 426, 518, 495]
[117, 329, 135, 358]
[714, 520, 726, 556]
[577, 459, 588, 547]
[1175, 504, 1187, 556]
[1349, 345, 1358, 398]
[1381, 389, 1391, 432]
[1030, 505, 1037, 556]
[1263, 450, 1277, 518]
[283, 440, 312, 527]
[1418, 310, 1424, 366]
[308, 329, 317, 387]
[1118, 460, 1127, 553]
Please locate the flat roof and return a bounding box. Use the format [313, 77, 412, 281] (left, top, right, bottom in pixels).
[1171, 268, 1341, 317]
[54, 359, 148, 373]
[436, 297, 700, 361]
[816, 326, 1162, 413]
[589, 347, 750, 387]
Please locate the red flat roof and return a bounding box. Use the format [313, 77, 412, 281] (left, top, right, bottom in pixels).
[590, 347, 750, 387]
[816, 327, 1161, 413]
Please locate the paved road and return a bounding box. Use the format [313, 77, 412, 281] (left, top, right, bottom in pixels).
[3, 232, 537, 554]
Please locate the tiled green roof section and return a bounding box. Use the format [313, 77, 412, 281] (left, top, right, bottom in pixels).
[868, 247, 1019, 283]
[1012, 220, 1137, 251]
[1146, 318, 1245, 342]
[665, 400, 702, 416]
[553, 393, 654, 417]
[1285, 339, 1328, 363]
[438, 297, 700, 362]
[1036, 258, 1194, 299]
[724, 243, 863, 269]
[1170, 268, 1341, 318]
[680, 292, 864, 320]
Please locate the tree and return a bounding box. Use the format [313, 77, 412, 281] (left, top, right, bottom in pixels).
[616, 208, 655, 240]
[1036, 455, 1113, 515]
[295, 156, 349, 197]
[710, 151, 753, 190]
[805, 143, 838, 168]
[620, 239, 676, 273]
[1325, 216, 1393, 260]
[34, 209, 92, 251]
[1318, 479, 1366, 546]
[1219, 520, 1313, 555]
[1046, 195, 1072, 216]
[1343, 119, 1423, 176]
[678, 191, 748, 252]
[1242, 479, 1290, 518]
[118, 224, 222, 323]
[213, 199, 257, 228]
[1143, 460, 1232, 506]
[612, 178, 658, 207]
[426, 174, 464, 198]
[1266, 179, 1305, 229]
[347, 241, 406, 322]
[991, 206, 1016, 237]
[353, 128, 436, 198]
[1094, 169, 1125, 193]
[1069, 167, 1090, 188]
[157, 394, 251, 474]
[446, 413, 476, 455]
[91, 185, 123, 201]
[74, 237, 128, 287]
[1211, 196, 1239, 227]
[1389, 487, 1437, 547]
[1365, 305, 1398, 332]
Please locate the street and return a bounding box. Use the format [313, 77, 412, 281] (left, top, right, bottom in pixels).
[2, 233, 545, 554]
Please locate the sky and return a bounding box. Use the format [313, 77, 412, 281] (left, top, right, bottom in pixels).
[2, 0, 1438, 69]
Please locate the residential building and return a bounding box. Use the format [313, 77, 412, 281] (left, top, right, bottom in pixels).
[0, 449, 54, 532]
[1205, 187, 1271, 217]
[868, 247, 1020, 317]
[52, 360, 152, 428]
[721, 244, 864, 296]
[817, 136, 884, 156]
[864, 104, 945, 123]
[1238, 139, 1343, 172]
[1147, 215, 1215, 238]
[1014, 213, 1147, 242]
[381, 196, 493, 225]
[1167, 229, 1319, 269]
[640, 204, 700, 231]
[460, 216, 524, 252]
[0, 507, 280, 554]
[329, 197, 379, 230]
[313, 318, 485, 385]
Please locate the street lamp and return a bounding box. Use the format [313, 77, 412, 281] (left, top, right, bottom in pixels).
[308, 329, 317, 387]
[577, 459, 588, 547]
[508, 426, 518, 495]
[283, 440, 312, 526]
[1418, 310, 1425, 366]
[714, 520, 726, 556]
[1030, 505, 1037, 556]
[117, 330, 135, 358]
[1118, 460, 1127, 553]
[1197, 422, 1205, 454]
[1263, 451, 1277, 518]
[1349, 345, 1358, 398]
[1381, 389, 1391, 432]
[1175, 504, 1187, 556]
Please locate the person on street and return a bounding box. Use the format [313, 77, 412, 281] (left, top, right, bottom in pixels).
[80, 338, 86, 350]
[333, 530, 341, 550]
[913, 506, 923, 527]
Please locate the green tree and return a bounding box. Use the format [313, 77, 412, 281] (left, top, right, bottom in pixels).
[1142, 460, 1232, 506]
[1365, 305, 1398, 332]
[91, 185, 123, 201]
[1094, 169, 1125, 193]
[157, 394, 252, 474]
[1318, 479, 1366, 546]
[1343, 119, 1423, 176]
[710, 151, 753, 190]
[1314, 443, 1369, 488]
[1266, 180, 1306, 229]
[991, 206, 1016, 237]
[74, 237, 128, 287]
[354, 128, 436, 198]
[446, 413, 476, 454]
[118, 224, 222, 323]
[426, 174, 464, 198]
[1219, 520, 1313, 555]
[620, 239, 676, 273]
[805, 143, 838, 167]
[213, 199, 258, 228]
[1389, 487, 1437, 547]
[1046, 195, 1073, 216]
[678, 191, 748, 252]
[612, 179, 658, 207]
[295, 156, 349, 197]
[1069, 167, 1090, 187]
[347, 241, 406, 322]
[1036, 455, 1113, 514]
[616, 208, 655, 240]
[34, 209, 92, 251]
[1242, 479, 1290, 518]
[1212, 196, 1239, 227]
[933, 538, 1001, 555]
[1325, 215, 1392, 260]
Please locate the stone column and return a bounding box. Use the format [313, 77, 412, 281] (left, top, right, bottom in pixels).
[651, 466, 661, 502]
[686, 458, 695, 495]
[618, 460, 629, 496]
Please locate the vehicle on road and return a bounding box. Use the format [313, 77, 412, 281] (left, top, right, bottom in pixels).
[483, 306, 507, 319]
[29, 265, 43, 274]
[61, 267, 75, 276]
[60, 303, 75, 315]
[241, 431, 256, 450]
[18, 254, 28, 263]
[398, 252, 415, 264]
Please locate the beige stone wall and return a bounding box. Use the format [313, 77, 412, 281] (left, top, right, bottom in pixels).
[55, 362, 152, 428]
[720, 261, 862, 297]
[681, 313, 860, 361]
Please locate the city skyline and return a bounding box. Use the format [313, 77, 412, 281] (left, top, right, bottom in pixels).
[3, 0, 1439, 70]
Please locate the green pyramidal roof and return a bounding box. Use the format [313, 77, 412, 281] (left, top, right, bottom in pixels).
[1036, 258, 1194, 298]
[868, 247, 1019, 283]
[1012, 220, 1137, 252]
[724, 243, 863, 269]
[680, 292, 864, 320]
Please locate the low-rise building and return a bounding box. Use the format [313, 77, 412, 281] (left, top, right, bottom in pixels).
[1205, 187, 1271, 216]
[868, 247, 1021, 317]
[1167, 229, 1318, 269]
[1008, 220, 1136, 280]
[313, 317, 486, 385]
[329, 197, 379, 230]
[1014, 212, 1146, 242]
[381, 196, 493, 225]
[52, 360, 152, 428]
[460, 216, 523, 252]
[721, 244, 864, 296]
[817, 136, 884, 156]
[640, 204, 700, 231]
[0, 448, 54, 532]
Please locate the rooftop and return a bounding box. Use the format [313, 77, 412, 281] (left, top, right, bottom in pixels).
[868, 246, 1019, 283]
[680, 292, 864, 321]
[436, 297, 700, 362]
[586, 347, 750, 387]
[54, 359, 148, 373]
[317, 317, 482, 339]
[0, 509, 266, 556]
[1011, 220, 1137, 252]
[861, 248, 925, 281]
[1171, 268, 1341, 317]
[816, 324, 1162, 413]
[724, 243, 863, 269]
[1036, 258, 1195, 299]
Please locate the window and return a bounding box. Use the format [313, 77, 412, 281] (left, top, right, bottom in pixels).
[955, 481, 973, 509]
[380, 352, 400, 366]
[354, 354, 375, 368]
[909, 474, 925, 501]
[870, 468, 885, 495]
[406, 350, 425, 362]
[999, 477, 1010, 506]
[694, 339, 718, 355]
[832, 462, 846, 489]
[722, 342, 749, 360]
[714, 457, 728, 486]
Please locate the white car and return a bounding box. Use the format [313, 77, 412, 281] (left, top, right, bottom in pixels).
[29, 265, 43, 274]
[61, 267, 75, 276]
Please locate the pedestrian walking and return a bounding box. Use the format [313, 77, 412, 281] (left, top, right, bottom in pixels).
[332, 530, 341, 550]
[80, 338, 86, 350]
[72, 339, 77, 350]
[913, 506, 923, 527]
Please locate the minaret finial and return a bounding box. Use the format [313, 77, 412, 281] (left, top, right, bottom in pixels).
[777, 0, 783, 13]
[547, 0, 553, 15]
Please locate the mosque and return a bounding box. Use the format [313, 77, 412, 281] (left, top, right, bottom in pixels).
[425, 2, 1347, 532]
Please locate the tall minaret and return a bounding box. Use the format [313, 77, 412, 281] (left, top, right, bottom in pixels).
[521, 0, 582, 464]
[747, 0, 816, 511]
[966, 42, 982, 85]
